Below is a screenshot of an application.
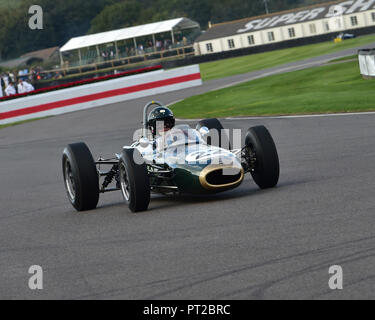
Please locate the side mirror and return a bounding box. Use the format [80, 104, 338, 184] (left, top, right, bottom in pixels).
[198, 126, 210, 138]
[139, 138, 151, 148]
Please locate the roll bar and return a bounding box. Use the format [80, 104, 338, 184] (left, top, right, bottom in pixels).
[143, 101, 164, 137]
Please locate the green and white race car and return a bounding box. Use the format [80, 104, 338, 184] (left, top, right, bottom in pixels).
[62, 101, 280, 212]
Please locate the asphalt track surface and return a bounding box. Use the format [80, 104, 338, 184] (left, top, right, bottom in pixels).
[1, 43, 375, 300]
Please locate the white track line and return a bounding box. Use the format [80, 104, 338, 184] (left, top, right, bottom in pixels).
[213, 59, 333, 91]
[226, 111, 375, 120]
[176, 111, 375, 122]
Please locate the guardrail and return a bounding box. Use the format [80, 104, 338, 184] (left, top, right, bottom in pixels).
[0, 65, 202, 125]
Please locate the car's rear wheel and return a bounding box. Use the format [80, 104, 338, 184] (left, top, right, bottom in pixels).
[245, 126, 279, 189]
[119, 148, 150, 212]
[62, 142, 99, 211]
[197, 118, 231, 149]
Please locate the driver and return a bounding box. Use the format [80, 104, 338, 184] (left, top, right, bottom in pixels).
[147, 106, 176, 151]
[147, 106, 175, 137]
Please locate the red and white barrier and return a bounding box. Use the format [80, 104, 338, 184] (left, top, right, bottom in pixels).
[0, 65, 202, 125]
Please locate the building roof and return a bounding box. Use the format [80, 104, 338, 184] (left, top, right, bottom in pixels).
[0, 47, 60, 69]
[60, 17, 200, 52]
[21, 47, 60, 60]
[0, 57, 31, 69]
[196, 0, 375, 42]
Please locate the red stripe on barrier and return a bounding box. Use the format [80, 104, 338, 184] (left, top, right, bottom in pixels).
[0, 73, 201, 120]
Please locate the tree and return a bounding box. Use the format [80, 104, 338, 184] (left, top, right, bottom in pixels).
[89, 1, 142, 33]
[0, 0, 112, 59]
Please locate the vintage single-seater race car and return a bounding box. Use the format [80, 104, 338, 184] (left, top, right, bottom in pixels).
[62, 101, 280, 212]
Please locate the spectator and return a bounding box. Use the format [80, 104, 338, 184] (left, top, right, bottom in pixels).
[0, 76, 4, 92]
[29, 69, 34, 82]
[164, 39, 170, 50]
[138, 44, 144, 55]
[156, 40, 162, 51]
[22, 69, 29, 81]
[2, 73, 9, 87]
[5, 82, 16, 96]
[9, 71, 16, 83]
[0, 82, 3, 98]
[17, 79, 35, 94]
[54, 72, 63, 79]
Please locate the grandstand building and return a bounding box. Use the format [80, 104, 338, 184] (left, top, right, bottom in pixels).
[60, 18, 200, 67]
[195, 0, 375, 55]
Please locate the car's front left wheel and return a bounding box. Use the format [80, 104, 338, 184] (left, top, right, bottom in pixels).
[62, 142, 99, 211]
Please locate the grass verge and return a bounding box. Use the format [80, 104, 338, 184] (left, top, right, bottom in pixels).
[0, 117, 51, 130]
[200, 34, 375, 81]
[172, 60, 374, 118]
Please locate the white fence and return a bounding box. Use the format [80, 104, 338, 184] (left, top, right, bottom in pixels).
[0, 65, 202, 125]
[358, 49, 375, 78]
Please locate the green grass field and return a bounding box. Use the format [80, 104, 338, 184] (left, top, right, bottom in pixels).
[0, 117, 51, 130]
[200, 34, 375, 81]
[172, 60, 374, 118]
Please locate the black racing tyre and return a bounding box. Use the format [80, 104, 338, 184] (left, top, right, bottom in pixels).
[119, 148, 150, 213]
[197, 118, 231, 149]
[245, 126, 280, 189]
[62, 142, 99, 211]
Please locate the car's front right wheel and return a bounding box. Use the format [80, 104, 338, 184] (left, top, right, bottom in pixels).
[119, 148, 150, 212]
[245, 126, 280, 189]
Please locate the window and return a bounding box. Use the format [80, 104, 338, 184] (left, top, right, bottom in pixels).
[335, 18, 342, 29]
[351, 16, 358, 26]
[288, 28, 296, 38]
[372, 12, 375, 22]
[324, 22, 330, 32]
[309, 24, 317, 34]
[267, 32, 275, 42]
[248, 35, 255, 45]
[206, 43, 213, 53]
[228, 39, 235, 49]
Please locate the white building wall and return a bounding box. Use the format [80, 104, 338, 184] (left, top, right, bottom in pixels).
[196, 9, 375, 56]
[199, 39, 223, 54]
[240, 31, 263, 48]
[220, 36, 242, 50]
[344, 13, 367, 29]
[261, 28, 284, 44]
[367, 9, 375, 25]
[300, 21, 325, 36]
[281, 23, 305, 40]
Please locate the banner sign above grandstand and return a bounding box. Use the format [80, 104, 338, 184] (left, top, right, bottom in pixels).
[237, 0, 375, 33]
